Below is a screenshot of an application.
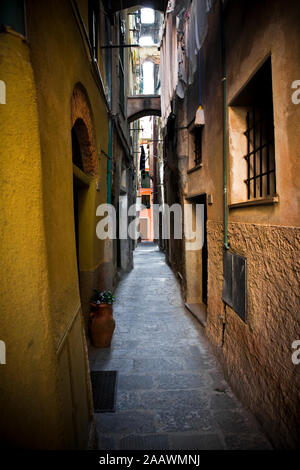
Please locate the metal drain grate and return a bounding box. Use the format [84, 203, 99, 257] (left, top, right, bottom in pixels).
[90, 371, 118, 413]
[119, 434, 169, 450]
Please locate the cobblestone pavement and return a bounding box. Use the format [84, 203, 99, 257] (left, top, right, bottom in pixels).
[90, 242, 272, 450]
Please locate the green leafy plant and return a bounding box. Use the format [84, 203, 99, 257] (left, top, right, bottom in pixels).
[91, 289, 115, 305]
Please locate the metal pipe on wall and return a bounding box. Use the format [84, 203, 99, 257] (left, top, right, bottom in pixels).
[107, 117, 112, 204]
[220, 0, 228, 250]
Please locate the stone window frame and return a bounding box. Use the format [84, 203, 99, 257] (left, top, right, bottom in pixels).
[141, 194, 151, 209]
[228, 56, 279, 209]
[187, 120, 204, 174]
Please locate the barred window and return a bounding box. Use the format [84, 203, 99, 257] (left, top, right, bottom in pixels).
[141, 195, 151, 209]
[193, 127, 203, 167]
[244, 106, 275, 199]
[141, 171, 150, 188]
[229, 57, 276, 203]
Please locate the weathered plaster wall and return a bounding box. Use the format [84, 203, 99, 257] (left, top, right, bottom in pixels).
[206, 220, 300, 448]
[226, 0, 300, 226]
[112, 132, 134, 274]
[174, 0, 300, 449]
[177, 3, 223, 311]
[214, 0, 300, 448]
[182, 1, 223, 216]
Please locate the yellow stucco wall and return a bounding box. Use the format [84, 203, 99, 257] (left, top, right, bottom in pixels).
[26, 0, 109, 343]
[26, 0, 111, 447]
[1, 0, 111, 448]
[0, 30, 63, 448]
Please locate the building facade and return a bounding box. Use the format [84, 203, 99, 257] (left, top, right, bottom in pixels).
[160, 0, 300, 449]
[0, 0, 138, 448]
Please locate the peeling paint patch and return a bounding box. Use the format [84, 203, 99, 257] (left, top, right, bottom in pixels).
[0, 80, 6, 104]
[0, 340, 6, 364]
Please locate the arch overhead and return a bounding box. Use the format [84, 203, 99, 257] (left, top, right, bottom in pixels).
[127, 94, 161, 123]
[71, 84, 97, 175]
[109, 1, 168, 13]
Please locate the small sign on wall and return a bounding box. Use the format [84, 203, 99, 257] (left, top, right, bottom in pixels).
[0, 80, 6, 104]
[222, 250, 247, 322]
[0, 340, 6, 364]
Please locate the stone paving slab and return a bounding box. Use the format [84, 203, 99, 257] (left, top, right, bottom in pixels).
[90, 243, 272, 450]
[170, 433, 224, 450]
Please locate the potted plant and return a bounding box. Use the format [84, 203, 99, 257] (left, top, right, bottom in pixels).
[89, 289, 115, 348]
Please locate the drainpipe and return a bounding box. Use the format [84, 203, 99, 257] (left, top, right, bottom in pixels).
[107, 116, 112, 204]
[221, 0, 228, 250]
[198, 52, 202, 107]
[106, 7, 112, 206]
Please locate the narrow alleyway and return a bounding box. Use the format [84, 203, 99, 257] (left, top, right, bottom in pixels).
[89, 243, 271, 450]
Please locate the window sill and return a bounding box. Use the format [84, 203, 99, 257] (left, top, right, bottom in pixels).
[229, 195, 279, 209]
[187, 164, 202, 174]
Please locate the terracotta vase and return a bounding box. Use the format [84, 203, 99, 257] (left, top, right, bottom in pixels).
[89, 303, 115, 348]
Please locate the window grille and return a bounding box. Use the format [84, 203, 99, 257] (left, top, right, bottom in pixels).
[141, 171, 150, 188]
[141, 195, 151, 208]
[244, 107, 276, 199]
[194, 127, 203, 166]
[119, 62, 125, 112]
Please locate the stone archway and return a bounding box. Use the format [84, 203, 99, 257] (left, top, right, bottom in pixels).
[127, 94, 161, 122]
[70, 84, 98, 327]
[71, 85, 97, 175]
[109, 1, 167, 12]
